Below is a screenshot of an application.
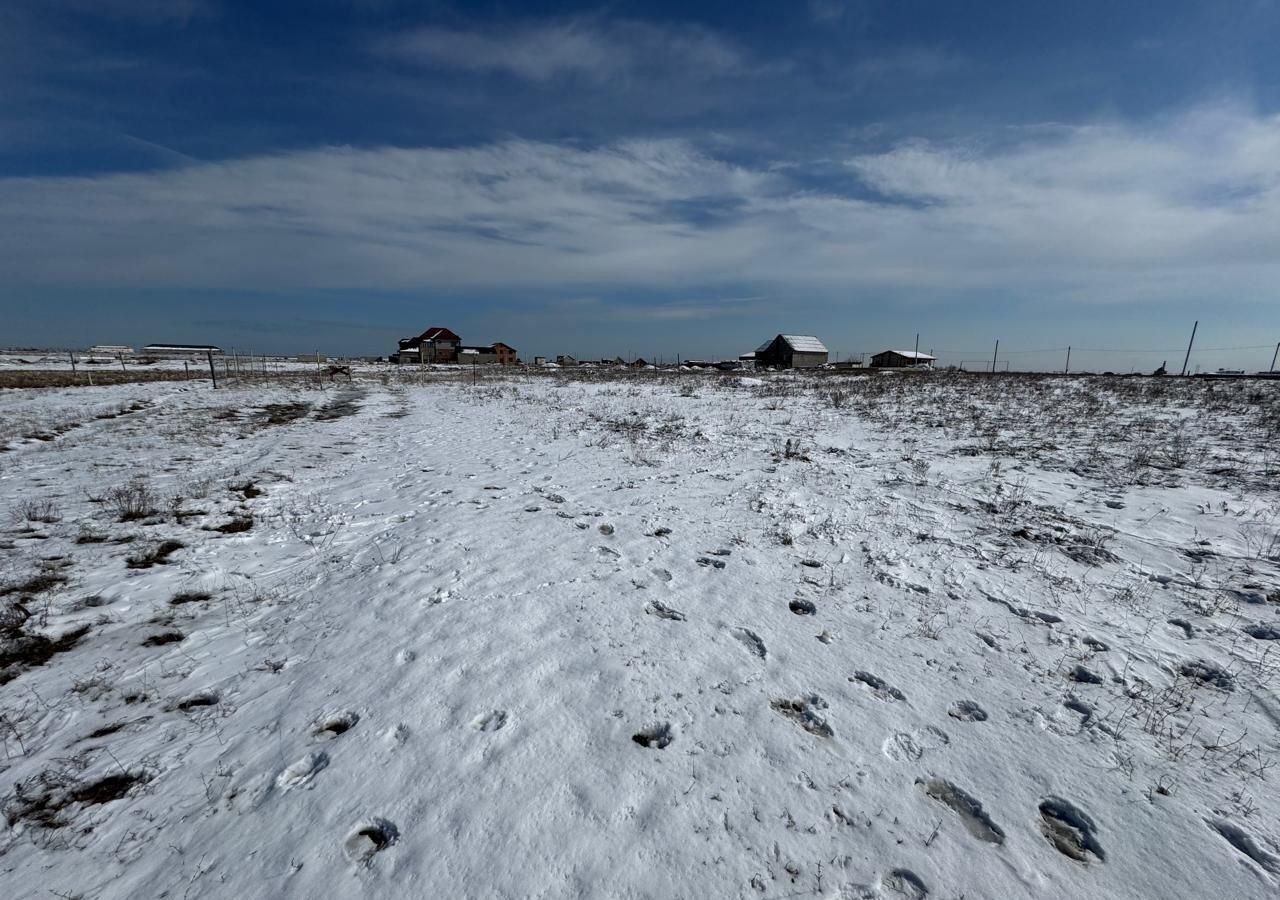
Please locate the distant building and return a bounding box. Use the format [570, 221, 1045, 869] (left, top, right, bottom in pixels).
[754, 335, 829, 369]
[88, 345, 134, 356]
[491, 342, 518, 366]
[142, 344, 223, 356]
[398, 326, 461, 363]
[871, 350, 936, 368]
[556, 355, 578, 367]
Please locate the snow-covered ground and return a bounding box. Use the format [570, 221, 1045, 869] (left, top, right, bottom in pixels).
[1, 370, 1278, 899]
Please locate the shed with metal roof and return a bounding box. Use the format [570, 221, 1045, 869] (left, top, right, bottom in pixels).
[754, 335, 829, 369]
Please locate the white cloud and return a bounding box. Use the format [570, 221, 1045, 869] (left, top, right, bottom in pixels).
[2, 104, 1278, 308]
[378, 19, 746, 83]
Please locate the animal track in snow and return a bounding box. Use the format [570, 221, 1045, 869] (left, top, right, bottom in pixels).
[644, 601, 686, 621]
[696, 556, 726, 569]
[1082, 636, 1109, 652]
[1207, 818, 1279, 874]
[470, 710, 508, 732]
[631, 721, 675, 749]
[1039, 797, 1106, 863]
[395, 648, 417, 665]
[919, 778, 1005, 845]
[312, 710, 360, 738]
[1167, 618, 1194, 639]
[789, 598, 816, 616]
[730, 627, 767, 659]
[277, 751, 329, 791]
[947, 700, 987, 722]
[343, 818, 399, 865]
[880, 868, 929, 899]
[770, 695, 833, 738]
[1244, 623, 1280, 640]
[851, 671, 906, 702]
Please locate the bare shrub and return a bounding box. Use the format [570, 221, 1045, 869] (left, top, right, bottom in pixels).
[13, 498, 61, 524]
[105, 479, 157, 522]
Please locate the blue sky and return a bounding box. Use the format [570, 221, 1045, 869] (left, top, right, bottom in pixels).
[3, 1, 1279, 370]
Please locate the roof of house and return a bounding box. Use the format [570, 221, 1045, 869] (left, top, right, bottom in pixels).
[779, 335, 828, 354]
[877, 350, 937, 360]
[419, 327, 460, 342]
[143, 344, 222, 351]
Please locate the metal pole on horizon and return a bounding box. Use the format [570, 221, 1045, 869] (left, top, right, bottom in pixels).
[1065, 346, 1071, 374]
[914, 333, 920, 364]
[1271, 342, 1279, 373]
[1181, 320, 1198, 377]
[991, 340, 999, 374]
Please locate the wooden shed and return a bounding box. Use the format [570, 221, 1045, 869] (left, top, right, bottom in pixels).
[754, 335, 829, 369]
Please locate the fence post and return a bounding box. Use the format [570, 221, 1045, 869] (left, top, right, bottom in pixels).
[207, 350, 218, 389]
[69, 351, 78, 378]
[118, 353, 127, 373]
[1064, 346, 1071, 374]
[991, 339, 999, 374]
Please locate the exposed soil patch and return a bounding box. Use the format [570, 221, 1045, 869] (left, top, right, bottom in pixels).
[0, 624, 90, 685]
[125, 540, 185, 569]
[3, 770, 145, 831]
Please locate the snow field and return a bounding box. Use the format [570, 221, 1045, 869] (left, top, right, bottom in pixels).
[0, 371, 1278, 899]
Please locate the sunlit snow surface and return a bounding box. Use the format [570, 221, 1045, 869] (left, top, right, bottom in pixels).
[0, 368, 1277, 899]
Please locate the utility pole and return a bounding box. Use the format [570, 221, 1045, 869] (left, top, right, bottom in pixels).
[1180, 320, 1198, 376]
[991, 339, 999, 374]
[914, 333, 920, 365]
[1064, 346, 1071, 374]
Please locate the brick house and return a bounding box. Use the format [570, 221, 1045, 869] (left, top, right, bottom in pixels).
[398, 326, 461, 363]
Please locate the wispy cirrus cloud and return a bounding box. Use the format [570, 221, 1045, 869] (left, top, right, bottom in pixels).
[375, 18, 749, 83]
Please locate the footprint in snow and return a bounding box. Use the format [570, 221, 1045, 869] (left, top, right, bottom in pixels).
[470, 710, 508, 732]
[882, 726, 949, 762]
[947, 700, 988, 722]
[395, 648, 417, 665]
[789, 598, 816, 616]
[277, 751, 329, 791]
[1179, 659, 1235, 691]
[644, 600, 686, 621]
[632, 721, 675, 749]
[919, 778, 1005, 845]
[343, 818, 398, 865]
[312, 710, 359, 738]
[770, 695, 833, 738]
[1207, 817, 1279, 875]
[730, 627, 767, 659]
[880, 869, 929, 899]
[1040, 797, 1106, 864]
[1067, 665, 1103, 685]
[850, 671, 906, 702]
